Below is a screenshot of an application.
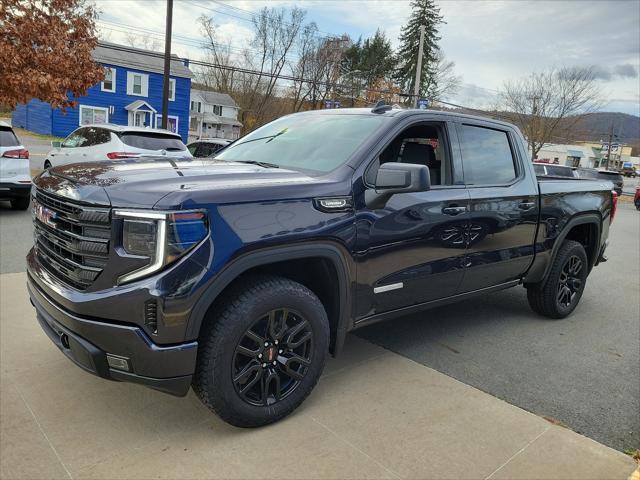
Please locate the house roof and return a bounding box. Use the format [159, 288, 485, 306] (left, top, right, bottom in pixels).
[191, 88, 238, 108]
[93, 41, 193, 78]
[125, 100, 157, 112]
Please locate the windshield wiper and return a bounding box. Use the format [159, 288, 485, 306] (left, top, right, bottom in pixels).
[230, 160, 280, 169]
[234, 128, 288, 147]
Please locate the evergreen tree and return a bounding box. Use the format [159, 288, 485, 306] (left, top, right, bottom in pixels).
[343, 30, 396, 89]
[394, 0, 444, 100]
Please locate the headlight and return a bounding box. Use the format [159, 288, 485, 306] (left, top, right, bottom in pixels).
[115, 210, 208, 284]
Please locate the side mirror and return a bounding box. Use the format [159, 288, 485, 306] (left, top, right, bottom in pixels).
[51, 141, 61, 148]
[365, 162, 431, 209]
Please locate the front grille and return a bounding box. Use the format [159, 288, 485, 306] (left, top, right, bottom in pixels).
[33, 189, 111, 290]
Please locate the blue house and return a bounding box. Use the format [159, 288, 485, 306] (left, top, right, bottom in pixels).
[12, 42, 193, 142]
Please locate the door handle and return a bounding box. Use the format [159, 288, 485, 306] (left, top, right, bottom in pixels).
[518, 201, 535, 210]
[442, 206, 468, 216]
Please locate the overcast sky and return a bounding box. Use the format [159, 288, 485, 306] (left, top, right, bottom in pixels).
[98, 0, 640, 116]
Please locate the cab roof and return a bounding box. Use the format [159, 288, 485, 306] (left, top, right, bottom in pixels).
[290, 107, 517, 129]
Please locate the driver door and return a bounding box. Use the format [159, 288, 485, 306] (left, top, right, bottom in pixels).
[354, 119, 470, 320]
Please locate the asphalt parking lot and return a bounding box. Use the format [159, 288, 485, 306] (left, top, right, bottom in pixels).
[358, 203, 640, 452]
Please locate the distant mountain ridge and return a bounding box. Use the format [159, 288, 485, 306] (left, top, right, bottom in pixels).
[569, 112, 639, 146]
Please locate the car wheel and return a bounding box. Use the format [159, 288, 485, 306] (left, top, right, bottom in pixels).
[193, 275, 329, 427]
[44, 160, 52, 170]
[526, 240, 588, 319]
[11, 197, 30, 210]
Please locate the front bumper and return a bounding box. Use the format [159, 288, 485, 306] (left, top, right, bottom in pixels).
[0, 182, 31, 200]
[27, 275, 197, 396]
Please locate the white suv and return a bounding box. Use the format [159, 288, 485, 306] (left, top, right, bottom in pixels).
[0, 121, 31, 210]
[41, 124, 191, 171]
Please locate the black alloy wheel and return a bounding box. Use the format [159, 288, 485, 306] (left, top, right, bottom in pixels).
[232, 308, 313, 407]
[193, 275, 329, 427]
[526, 240, 588, 319]
[556, 255, 583, 309]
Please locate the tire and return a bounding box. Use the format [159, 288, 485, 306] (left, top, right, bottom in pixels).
[44, 161, 51, 170]
[526, 240, 588, 319]
[11, 197, 30, 210]
[193, 275, 329, 428]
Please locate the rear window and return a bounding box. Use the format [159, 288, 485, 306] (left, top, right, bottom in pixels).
[120, 132, 186, 151]
[0, 127, 20, 147]
[458, 125, 517, 185]
[545, 166, 575, 178]
[596, 171, 622, 181]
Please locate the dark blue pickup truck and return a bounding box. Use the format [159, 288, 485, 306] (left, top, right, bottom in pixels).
[27, 107, 616, 427]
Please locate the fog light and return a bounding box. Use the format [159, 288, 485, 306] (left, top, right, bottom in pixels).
[106, 354, 130, 372]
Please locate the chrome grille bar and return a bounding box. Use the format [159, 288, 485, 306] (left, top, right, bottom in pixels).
[33, 189, 111, 290]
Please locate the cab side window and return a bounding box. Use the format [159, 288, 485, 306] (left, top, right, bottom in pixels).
[458, 125, 517, 185]
[366, 123, 452, 186]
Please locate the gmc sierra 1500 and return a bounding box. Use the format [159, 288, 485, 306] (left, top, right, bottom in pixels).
[27, 106, 615, 427]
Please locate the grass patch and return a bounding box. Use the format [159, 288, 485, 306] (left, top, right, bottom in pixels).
[12, 127, 63, 142]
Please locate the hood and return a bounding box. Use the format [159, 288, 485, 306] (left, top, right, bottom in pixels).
[36, 158, 346, 209]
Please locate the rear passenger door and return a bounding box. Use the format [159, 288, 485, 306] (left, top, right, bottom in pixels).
[455, 121, 539, 292]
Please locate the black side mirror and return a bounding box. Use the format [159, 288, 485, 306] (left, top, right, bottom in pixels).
[365, 162, 431, 209]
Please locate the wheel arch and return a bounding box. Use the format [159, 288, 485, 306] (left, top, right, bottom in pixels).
[526, 213, 602, 285]
[186, 243, 353, 356]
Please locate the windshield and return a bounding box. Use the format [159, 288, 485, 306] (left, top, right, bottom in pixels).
[215, 114, 387, 174]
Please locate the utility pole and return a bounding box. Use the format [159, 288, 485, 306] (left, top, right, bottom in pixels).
[161, 0, 173, 130]
[412, 25, 426, 109]
[604, 121, 614, 169]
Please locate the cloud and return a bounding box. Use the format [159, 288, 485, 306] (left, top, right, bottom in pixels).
[591, 66, 612, 81]
[613, 64, 638, 79]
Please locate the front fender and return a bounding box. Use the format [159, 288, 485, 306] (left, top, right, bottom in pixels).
[184, 242, 354, 355]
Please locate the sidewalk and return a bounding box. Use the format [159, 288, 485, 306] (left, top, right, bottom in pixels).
[1, 271, 636, 479]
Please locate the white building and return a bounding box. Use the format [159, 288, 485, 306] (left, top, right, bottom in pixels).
[533, 144, 601, 168]
[188, 88, 242, 142]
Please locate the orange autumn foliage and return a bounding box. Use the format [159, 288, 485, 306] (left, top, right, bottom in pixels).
[0, 0, 104, 110]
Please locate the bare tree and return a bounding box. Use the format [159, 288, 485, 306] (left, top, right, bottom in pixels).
[246, 6, 306, 125]
[500, 66, 603, 159]
[124, 31, 161, 51]
[197, 15, 237, 93]
[422, 50, 461, 101]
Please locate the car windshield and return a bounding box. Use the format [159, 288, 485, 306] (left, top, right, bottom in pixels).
[120, 132, 186, 151]
[215, 114, 387, 174]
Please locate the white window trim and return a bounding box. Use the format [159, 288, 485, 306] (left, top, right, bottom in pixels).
[127, 71, 149, 97]
[155, 114, 179, 133]
[169, 78, 176, 101]
[101, 67, 116, 93]
[79, 104, 109, 126]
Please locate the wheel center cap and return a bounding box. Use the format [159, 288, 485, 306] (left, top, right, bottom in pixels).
[265, 346, 277, 362]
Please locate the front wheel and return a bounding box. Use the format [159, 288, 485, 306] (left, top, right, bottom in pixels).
[526, 240, 588, 319]
[193, 275, 329, 427]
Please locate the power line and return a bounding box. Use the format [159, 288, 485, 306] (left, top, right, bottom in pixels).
[91, 42, 513, 124]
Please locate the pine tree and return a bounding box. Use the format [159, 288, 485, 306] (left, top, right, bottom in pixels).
[394, 0, 444, 101]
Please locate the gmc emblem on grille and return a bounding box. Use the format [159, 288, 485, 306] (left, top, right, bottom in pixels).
[34, 201, 57, 228]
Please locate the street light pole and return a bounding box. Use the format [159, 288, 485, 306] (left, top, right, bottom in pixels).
[161, 0, 173, 130]
[412, 25, 426, 109]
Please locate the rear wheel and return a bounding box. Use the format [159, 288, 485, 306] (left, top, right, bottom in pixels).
[527, 240, 588, 319]
[11, 197, 30, 210]
[193, 275, 329, 427]
[44, 160, 51, 170]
